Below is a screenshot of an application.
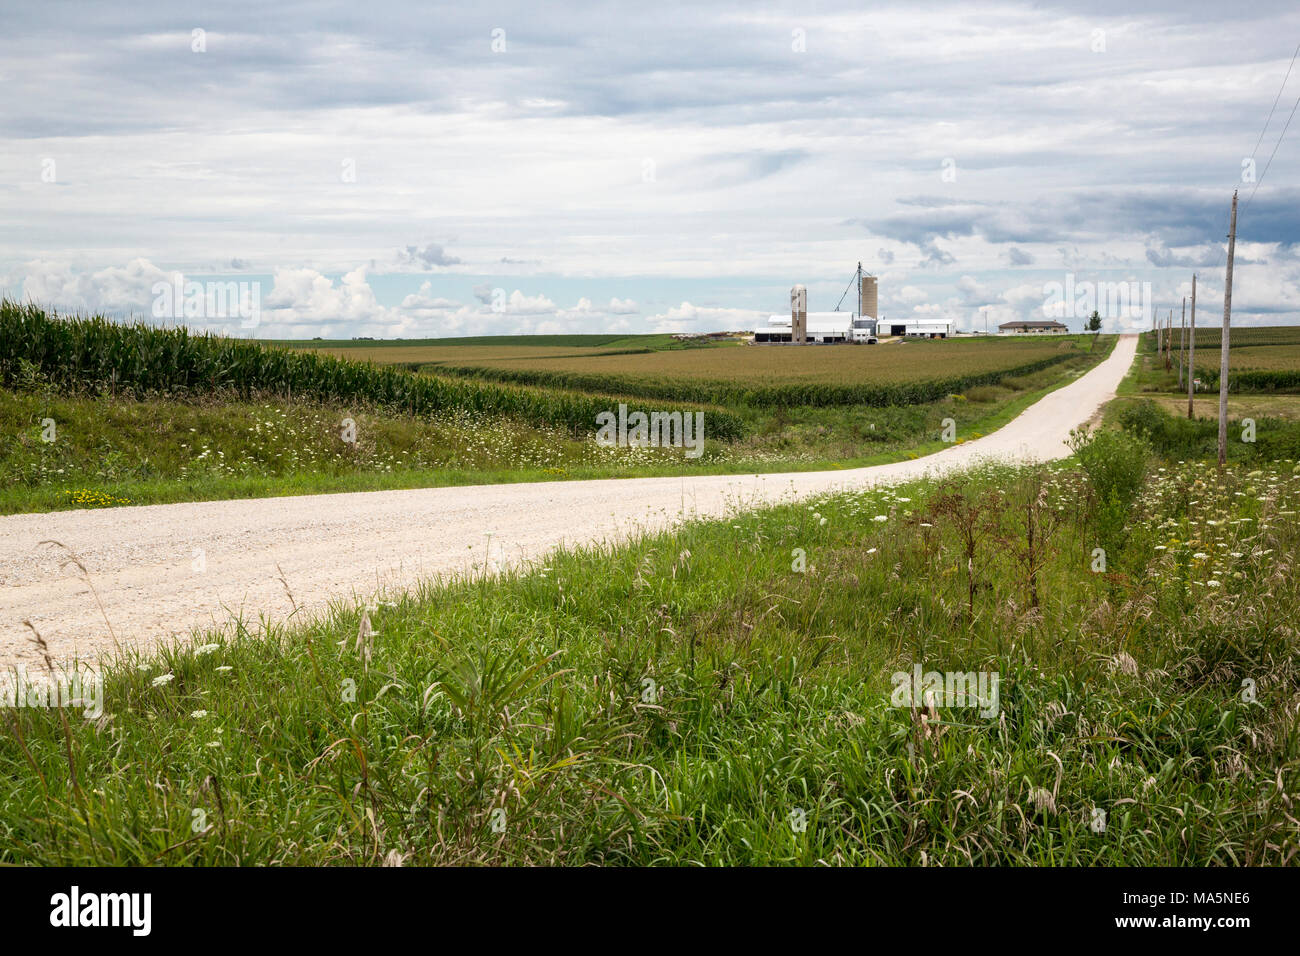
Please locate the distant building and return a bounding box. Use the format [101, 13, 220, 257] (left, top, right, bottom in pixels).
[670, 331, 733, 341]
[883, 320, 951, 339]
[754, 273, 959, 343]
[999, 320, 1069, 335]
[755, 312, 962, 342]
[757, 312, 876, 343]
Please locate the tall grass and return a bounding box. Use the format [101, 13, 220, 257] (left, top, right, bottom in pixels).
[1118, 400, 1300, 461]
[4, 439, 1297, 865]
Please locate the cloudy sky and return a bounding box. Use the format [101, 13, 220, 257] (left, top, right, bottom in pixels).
[3, 0, 1300, 337]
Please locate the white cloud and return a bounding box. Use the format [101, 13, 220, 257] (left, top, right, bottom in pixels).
[646, 301, 762, 332]
[265, 266, 386, 321]
[499, 290, 558, 315]
[399, 281, 460, 310]
[5, 2, 1300, 334]
[21, 258, 178, 315]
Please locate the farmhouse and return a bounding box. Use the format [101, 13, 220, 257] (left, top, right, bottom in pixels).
[999, 320, 1069, 335]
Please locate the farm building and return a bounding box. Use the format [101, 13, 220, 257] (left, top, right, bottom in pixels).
[757, 311, 877, 343]
[1000, 320, 1069, 335]
[753, 267, 952, 343]
[883, 319, 952, 339]
[754, 269, 881, 344]
[757, 313, 950, 342]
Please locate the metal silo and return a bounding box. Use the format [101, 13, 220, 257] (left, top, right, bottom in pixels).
[860, 275, 878, 319]
[791, 285, 807, 343]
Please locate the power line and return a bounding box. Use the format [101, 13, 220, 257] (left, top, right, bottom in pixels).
[1243, 86, 1300, 209]
[1248, 39, 1300, 162]
[1202, 36, 1300, 276]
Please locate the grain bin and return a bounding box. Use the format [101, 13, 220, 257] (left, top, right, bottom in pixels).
[791, 285, 807, 343]
[860, 275, 878, 319]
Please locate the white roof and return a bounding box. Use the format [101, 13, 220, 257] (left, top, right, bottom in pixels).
[767, 311, 859, 327]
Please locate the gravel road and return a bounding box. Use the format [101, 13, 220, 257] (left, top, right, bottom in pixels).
[0, 335, 1137, 668]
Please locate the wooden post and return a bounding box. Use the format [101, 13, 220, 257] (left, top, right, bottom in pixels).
[1171, 311, 1175, 369]
[1187, 274, 1196, 419]
[1178, 296, 1186, 388]
[1218, 191, 1237, 468]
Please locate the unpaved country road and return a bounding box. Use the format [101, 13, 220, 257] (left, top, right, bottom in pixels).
[0, 336, 1137, 668]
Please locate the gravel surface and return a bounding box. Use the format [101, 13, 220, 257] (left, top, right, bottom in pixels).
[0, 336, 1137, 668]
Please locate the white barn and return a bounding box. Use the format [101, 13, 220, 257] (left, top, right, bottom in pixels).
[756, 312, 877, 344]
[881, 319, 952, 338]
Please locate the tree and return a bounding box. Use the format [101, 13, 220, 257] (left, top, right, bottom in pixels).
[1086, 310, 1102, 332]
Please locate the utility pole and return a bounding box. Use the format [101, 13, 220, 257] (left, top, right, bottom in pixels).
[1187, 274, 1196, 419]
[1178, 297, 1186, 388]
[1218, 190, 1237, 468]
[1165, 311, 1173, 371]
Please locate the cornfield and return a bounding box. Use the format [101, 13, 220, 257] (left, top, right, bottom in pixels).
[1144, 326, 1300, 351]
[0, 302, 744, 438]
[1189, 346, 1300, 392]
[1143, 329, 1300, 392]
[427, 346, 1084, 408]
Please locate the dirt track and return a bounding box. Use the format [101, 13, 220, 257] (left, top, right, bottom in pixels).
[0, 335, 1137, 668]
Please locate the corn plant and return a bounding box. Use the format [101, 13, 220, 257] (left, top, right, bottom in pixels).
[0, 301, 744, 438]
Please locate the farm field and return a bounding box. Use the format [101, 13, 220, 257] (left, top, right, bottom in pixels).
[413, 336, 1102, 408]
[1183, 325, 1300, 349]
[1193, 348, 1300, 392]
[279, 333, 682, 351]
[304, 340, 700, 367]
[1116, 329, 1300, 465]
[1190, 343, 1300, 373]
[421, 337, 1082, 386]
[1135, 326, 1300, 394]
[316, 344, 644, 365]
[0, 303, 1113, 513]
[1148, 394, 1300, 422]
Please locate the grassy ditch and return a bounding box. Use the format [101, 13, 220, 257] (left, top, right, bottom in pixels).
[3, 431, 1297, 865]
